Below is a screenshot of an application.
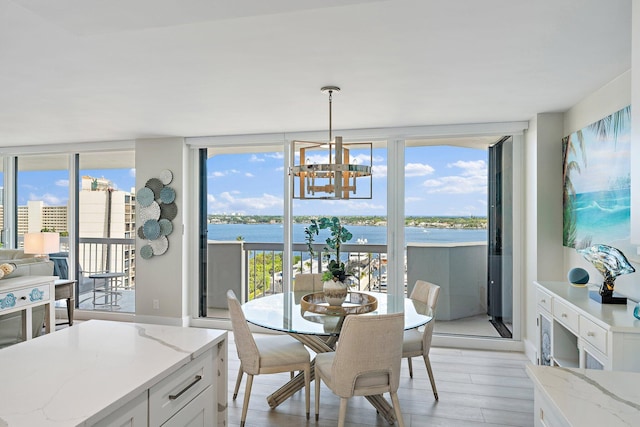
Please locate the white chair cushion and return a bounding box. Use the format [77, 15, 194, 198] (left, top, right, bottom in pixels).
[255, 335, 310, 368]
[402, 328, 423, 354]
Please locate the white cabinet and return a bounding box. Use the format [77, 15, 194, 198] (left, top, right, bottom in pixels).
[92, 391, 148, 427]
[535, 281, 640, 372]
[0, 320, 227, 427]
[0, 275, 55, 340]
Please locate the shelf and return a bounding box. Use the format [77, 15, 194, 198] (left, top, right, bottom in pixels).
[553, 356, 579, 369]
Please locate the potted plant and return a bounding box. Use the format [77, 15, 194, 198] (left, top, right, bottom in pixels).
[305, 216, 353, 305]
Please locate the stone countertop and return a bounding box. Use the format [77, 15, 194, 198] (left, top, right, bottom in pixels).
[0, 320, 226, 426]
[526, 364, 640, 426]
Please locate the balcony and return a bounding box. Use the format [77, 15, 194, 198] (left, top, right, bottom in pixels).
[51, 237, 136, 313]
[207, 240, 506, 339]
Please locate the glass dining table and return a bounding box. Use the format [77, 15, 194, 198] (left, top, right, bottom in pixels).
[242, 290, 433, 424]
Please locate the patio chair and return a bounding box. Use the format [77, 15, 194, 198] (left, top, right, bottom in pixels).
[49, 252, 108, 303]
[314, 312, 405, 427]
[227, 290, 311, 427]
[403, 279, 440, 400]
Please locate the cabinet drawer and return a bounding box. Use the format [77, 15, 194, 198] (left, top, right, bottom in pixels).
[0, 284, 50, 312]
[580, 317, 608, 355]
[553, 299, 579, 333]
[536, 288, 552, 312]
[149, 348, 213, 426]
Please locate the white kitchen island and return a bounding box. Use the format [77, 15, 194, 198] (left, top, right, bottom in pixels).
[0, 320, 227, 426]
[526, 364, 640, 426]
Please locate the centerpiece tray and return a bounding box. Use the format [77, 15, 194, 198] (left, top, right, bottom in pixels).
[300, 291, 378, 315]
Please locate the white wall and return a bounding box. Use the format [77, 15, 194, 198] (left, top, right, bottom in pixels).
[135, 137, 189, 325]
[523, 113, 564, 361]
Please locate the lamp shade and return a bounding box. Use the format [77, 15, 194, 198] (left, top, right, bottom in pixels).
[24, 232, 60, 255]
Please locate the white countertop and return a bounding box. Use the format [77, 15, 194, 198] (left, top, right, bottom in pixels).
[526, 365, 640, 426]
[535, 281, 640, 332]
[0, 320, 226, 426]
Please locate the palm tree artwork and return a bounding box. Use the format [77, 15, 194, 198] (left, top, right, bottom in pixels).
[562, 105, 631, 250]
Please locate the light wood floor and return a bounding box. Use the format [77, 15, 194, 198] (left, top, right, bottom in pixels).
[227, 332, 535, 427]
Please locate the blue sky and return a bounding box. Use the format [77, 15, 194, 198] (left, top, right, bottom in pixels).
[16, 168, 136, 206]
[12, 146, 489, 217]
[207, 145, 489, 217]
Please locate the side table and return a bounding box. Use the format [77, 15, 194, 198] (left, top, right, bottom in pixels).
[89, 272, 125, 309]
[54, 279, 76, 326]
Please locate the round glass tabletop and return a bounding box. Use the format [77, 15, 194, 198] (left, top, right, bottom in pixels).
[242, 291, 432, 336]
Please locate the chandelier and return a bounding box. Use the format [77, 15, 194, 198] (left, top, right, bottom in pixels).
[291, 86, 372, 199]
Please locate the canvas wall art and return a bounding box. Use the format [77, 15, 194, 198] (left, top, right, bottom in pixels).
[562, 105, 632, 256]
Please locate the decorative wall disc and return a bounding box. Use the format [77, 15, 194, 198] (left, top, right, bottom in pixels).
[145, 178, 163, 198]
[138, 170, 176, 259]
[150, 236, 169, 256]
[160, 202, 178, 221]
[138, 201, 160, 222]
[137, 187, 154, 207]
[159, 219, 173, 236]
[140, 244, 154, 259]
[159, 169, 173, 185]
[159, 186, 176, 204]
[143, 219, 161, 240]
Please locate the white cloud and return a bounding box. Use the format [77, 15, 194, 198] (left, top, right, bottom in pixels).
[209, 171, 226, 178]
[372, 164, 387, 178]
[55, 179, 69, 187]
[29, 192, 63, 206]
[245, 172, 254, 177]
[265, 152, 284, 159]
[405, 163, 435, 177]
[423, 159, 487, 194]
[405, 196, 423, 203]
[209, 191, 283, 214]
[129, 168, 136, 178]
[249, 154, 265, 162]
[447, 160, 487, 176]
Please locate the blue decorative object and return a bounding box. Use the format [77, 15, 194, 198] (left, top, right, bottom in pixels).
[634, 302, 640, 320]
[143, 219, 161, 240]
[29, 288, 44, 302]
[567, 267, 589, 286]
[1, 292, 16, 309]
[578, 244, 635, 304]
[159, 186, 176, 204]
[137, 187, 154, 207]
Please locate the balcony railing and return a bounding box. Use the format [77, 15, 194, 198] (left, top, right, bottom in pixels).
[242, 242, 388, 300]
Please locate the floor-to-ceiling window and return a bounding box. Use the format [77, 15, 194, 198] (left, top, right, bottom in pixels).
[78, 151, 136, 313]
[204, 145, 285, 316]
[404, 136, 515, 339]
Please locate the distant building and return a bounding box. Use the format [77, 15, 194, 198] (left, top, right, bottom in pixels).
[18, 176, 136, 289]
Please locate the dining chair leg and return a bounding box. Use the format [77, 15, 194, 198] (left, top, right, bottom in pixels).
[240, 374, 254, 427]
[233, 364, 244, 400]
[407, 357, 414, 378]
[303, 366, 311, 419]
[390, 391, 405, 427]
[315, 373, 321, 421]
[424, 354, 438, 400]
[337, 397, 348, 427]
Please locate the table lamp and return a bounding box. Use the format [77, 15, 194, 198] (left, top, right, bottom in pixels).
[24, 232, 60, 260]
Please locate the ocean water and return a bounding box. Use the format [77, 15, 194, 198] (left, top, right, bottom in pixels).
[574, 190, 630, 245]
[207, 223, 486, 244]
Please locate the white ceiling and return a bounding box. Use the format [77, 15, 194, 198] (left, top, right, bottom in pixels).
[0, 0, 631, 147]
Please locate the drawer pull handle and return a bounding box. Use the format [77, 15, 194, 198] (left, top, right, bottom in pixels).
[587, 332, 595, 337]
[20, 296, 27, 300]
[561, 313, 567, 318]
[540, 299, 546, 303]
[169, 375, 202, 400]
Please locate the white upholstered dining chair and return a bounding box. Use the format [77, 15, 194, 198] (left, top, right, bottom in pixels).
[403, 279, 440, 400]
[314, 312, 405, 427]
[227, 290, 311, 426]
